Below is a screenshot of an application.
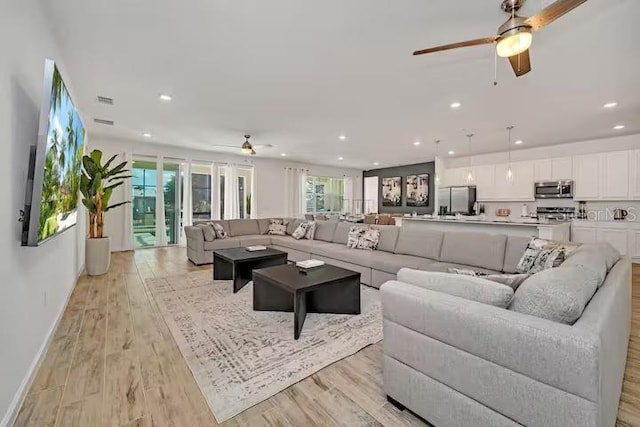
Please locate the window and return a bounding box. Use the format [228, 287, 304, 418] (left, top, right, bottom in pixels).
[305, 176, 345, 213]
[191, 163, 213, 220]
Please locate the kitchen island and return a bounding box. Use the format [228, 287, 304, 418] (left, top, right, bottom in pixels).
[400, 216, 571, 241]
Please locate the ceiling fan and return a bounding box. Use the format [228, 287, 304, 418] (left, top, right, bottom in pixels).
[210, 135, 273, 156]
[413, 0, 588, 77]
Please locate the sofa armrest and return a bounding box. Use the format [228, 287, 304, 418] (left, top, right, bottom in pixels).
[184, 226, 204, 249]
[381, 280, 600, 402]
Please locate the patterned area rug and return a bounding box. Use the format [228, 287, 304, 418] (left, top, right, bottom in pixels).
[145, 270, 383, 422]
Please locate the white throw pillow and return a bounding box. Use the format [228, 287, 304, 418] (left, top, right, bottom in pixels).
[516, 237, 578, 274]
[268, 219, 288, 235]
[292, 222, 310, 240]
[347, 226, 368, 248]
[355, 229, 380, 250]
[211, 223, 227, 239]
[304, 221, 317, 240]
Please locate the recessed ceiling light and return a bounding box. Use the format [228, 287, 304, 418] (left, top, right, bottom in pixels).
[338, 156, 344, 161]
[514, 140, 523, 145]
[142, 132, 152, 138]
[450, 102, 461, 109]
[280, 153, 287, 157]
[448, 150, 455, 155]
[373, 162, 380, 166]
[338, 135, 347, 140]
[159, 94, 172, 101]
[603, 102, 618, 108]
[413, 141, 421, 146]
[613, 124, 625, 130]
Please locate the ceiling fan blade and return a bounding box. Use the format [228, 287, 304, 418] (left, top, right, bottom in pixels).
[210, 144, 240, 148]
[508, 49, 532, 77]
[253, 144, 273, 149]
[413, 36, 499, 56]
[525, 0, 588, 31]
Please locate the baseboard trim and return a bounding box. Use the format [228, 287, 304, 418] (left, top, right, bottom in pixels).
[0, 268, 84, 427]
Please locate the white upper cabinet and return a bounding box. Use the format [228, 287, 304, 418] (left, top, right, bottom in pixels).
[629, 150, 640, 199]
[573, 154, 601, 200]
[534, 160, 552, 182]
[444, 167, 474, 187]
[600, 151, 629, 200]
[551, 157, 573, 180]
[475, 165, 496, 200]
[494, 161, 535, 201]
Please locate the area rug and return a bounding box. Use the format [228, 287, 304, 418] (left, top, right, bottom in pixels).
[145, 270, 383, 422]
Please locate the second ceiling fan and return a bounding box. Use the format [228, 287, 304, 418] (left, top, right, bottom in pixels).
[413, 0, 588, 77]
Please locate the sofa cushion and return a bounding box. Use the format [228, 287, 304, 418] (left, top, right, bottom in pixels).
[312, 246, 376, 268]
[239, 235, 272, 247]
[204, 238, 241, 251]
[275, 237, 316, 253]
[228, 219, 260, 237]
[371, 225, 400, 253]
[447, 268, 530, 292]
[257, 218, 272, 235]
[371, 253, 436, 275]
[332, 222, 353, 244]
[510, 267, 599, 324]
[314, 221, 338, 242]
[578, 242, 621, 271]
[196, 224, 216, 242]
[562, 247, 607, 288]
[292, 222, 311, 240]
[310, 241, 349, 258]
[394, 228, 444, 260]
[396, 269, 514, 308]
[211, 222, 228, 239]
[210, 220, 230, 237]
[502, 235, 530, 273]
[439, 231, 507, 272]
[287, 219, 303, 235]
[425, 262, 501, 275]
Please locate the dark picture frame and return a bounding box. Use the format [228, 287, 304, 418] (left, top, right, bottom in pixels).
[406, 174, 429, 207]
[382, 176, 402, 206]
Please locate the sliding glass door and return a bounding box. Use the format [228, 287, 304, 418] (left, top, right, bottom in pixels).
[132, 159, 158, 248]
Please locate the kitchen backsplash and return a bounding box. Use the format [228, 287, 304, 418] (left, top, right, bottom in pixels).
[481, 200, 640, 222]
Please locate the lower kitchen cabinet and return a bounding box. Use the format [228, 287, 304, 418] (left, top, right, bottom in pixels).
[571, 221, 639, 258]
[596, 228, 628, 256]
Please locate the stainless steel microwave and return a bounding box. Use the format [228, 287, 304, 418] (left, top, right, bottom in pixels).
[534, 180, 574, 199]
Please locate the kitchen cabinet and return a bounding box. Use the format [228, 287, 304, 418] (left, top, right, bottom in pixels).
[494, 162, 534, 201]
[630, 230, 640, 258]
[600, 151, 629, 200]
[475, 165, 496, 200]
[596, 228, 628, 256]
[571, 225, 597, 244]
[573, 154, 601, 200]
[534, 157, 572, 182]
[551, 157, 573, 180]
[443, 167, 475, 187]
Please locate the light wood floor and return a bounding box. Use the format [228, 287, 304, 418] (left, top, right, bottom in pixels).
[13, 247, 640, 426]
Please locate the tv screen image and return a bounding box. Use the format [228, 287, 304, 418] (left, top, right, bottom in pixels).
[22, 59, 86, 246]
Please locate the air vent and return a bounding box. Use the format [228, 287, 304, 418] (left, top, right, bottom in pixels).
[96, 96, 113, 105]
[93, 118, 114, 126]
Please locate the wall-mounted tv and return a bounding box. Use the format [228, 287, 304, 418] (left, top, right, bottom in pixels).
[22, 59, 86, 246]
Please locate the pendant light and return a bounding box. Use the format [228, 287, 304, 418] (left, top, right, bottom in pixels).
[465, 134, 474, 184]
[506, 126, 514, 183]
[434, 139, 441, 185]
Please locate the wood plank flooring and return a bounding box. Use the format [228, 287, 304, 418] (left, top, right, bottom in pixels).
[13, 247, 640, 426]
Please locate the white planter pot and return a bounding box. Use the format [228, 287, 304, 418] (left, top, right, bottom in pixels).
[86, 237, 111, 276]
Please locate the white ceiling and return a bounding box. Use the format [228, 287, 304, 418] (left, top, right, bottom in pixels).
[42, 0, 640, 169]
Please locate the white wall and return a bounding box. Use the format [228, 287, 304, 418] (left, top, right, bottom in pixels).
[0, 1, 85, 425]
[87, 136, 363, 250]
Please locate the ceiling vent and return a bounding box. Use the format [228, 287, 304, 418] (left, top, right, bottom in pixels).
[96, 96, 114, 105]
[93, 118, 114, 126]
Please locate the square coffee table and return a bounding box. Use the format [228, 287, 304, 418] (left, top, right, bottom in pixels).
[252, 263, 361, 339]
[213, 247, 288, 293]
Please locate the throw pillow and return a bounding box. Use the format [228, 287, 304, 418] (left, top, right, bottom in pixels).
[347, 226, 368, 248]
[211, 223, 227, 239]
[304, 221, 317, 240]
[355, 228, 380, 250]
[516, 237, 578, 274]
[268, 219, 288, 235]
[448, 268, 530, 292]
[447, 267, 478, 276]
[292, 222, 310, 240]
[196, 224, 216, 242]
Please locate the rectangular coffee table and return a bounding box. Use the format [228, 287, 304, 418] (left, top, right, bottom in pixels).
[252, 263, 361, 339]
[213, 247, 288, 293]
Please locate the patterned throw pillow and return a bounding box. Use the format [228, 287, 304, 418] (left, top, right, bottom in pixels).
[447, 267, 478, 276]
[196, 224, 216, 242]
[292, 222, 310, 240]
[268, 219, 288, 235]
[447, 268, 530, 292]
[211, 223, 227, 239]
[355, 228, 380, 250]
[347, 226, 368, 248]
[304, 221, 317, 240]
[516, 237, 578, 274]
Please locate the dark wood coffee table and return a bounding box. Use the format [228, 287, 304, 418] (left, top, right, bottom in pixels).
[213, 247, 288, 293]
[252, 263, 361, 339]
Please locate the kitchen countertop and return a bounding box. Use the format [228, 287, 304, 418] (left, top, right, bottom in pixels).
[401, 216, 567, 227]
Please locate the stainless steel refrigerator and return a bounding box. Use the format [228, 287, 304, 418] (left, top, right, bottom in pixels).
[438, 186, 477, 215]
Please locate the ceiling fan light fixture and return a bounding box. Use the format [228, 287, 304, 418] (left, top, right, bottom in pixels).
[241, 134, 253, 154]
[496, 28, 532, 58]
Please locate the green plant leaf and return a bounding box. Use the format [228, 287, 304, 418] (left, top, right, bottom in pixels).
[82, 198, 97, 213]
[104, 201, 131, 212]
[107, 174, 132, 182]
[102, 154, 118, 171]
[82, 156, 99, 176]
[105, 161, 127, 178]
[90, 149, 102, 165]
[103, 187, 113, 208]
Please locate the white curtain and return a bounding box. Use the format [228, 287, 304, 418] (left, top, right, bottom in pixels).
[224, 164, 240, 219]
[344, 176, 354, 214]
[122, 151, 134, 250]
[212, 163, 220, 220]
[284, 167, 307, 217]
[180, 160, 192, 245]
[155, 155, 168, 246]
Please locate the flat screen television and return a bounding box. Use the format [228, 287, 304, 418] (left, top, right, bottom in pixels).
[22, 59, 86, 246]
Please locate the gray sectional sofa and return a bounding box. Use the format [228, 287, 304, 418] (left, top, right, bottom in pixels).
[184, 218, 533, 287]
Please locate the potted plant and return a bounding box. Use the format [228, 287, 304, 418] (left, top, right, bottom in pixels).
[80, 149, 131, 276]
